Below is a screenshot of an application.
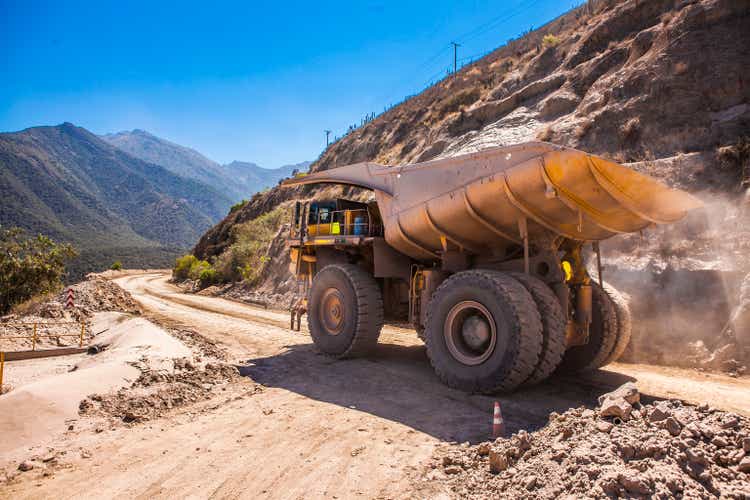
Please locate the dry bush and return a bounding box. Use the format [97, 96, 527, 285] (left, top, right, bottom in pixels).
[620, 117, 641, 144]
[439, 88, 481, 115]
[537, 125, 554, 141]
[574, 119, 593, 138]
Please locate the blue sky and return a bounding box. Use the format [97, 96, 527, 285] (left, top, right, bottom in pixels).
[1, 0, 574, 167]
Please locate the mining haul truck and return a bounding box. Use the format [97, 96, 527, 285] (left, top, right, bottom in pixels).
[281, 142, 702, 392]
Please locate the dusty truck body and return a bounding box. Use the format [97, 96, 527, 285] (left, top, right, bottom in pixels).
[281, 142, 702, 392]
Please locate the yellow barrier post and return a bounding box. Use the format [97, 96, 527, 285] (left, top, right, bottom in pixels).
[0, 351, 4, 393]
[32, 323, 37, 351]
[79, 322, 85, 348]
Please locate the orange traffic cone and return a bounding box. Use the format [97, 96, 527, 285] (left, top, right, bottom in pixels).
[492, 401, 505, 438]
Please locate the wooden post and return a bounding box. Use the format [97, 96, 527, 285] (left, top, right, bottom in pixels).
[0, 352, 4, 392]
[79, 322, 85, 347]
[32, 323, 37, 351]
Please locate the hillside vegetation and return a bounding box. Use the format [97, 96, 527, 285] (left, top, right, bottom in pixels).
[0, 226, 76, 314]
[0, 123, 231, 278]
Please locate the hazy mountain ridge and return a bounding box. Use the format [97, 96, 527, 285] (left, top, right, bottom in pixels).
[102, 130, 310, 201]
[0, 123, 232, 278]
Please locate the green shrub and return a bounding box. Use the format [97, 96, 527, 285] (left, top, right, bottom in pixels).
[229, 199, 248, 213]
[0, 226, 77, 315]
[173, 254, 199, 280]
[110, 260, 123, 271]
[198, 267, 218, 288]
[542, 34, 561, 48]
[215, 205, 290, 284]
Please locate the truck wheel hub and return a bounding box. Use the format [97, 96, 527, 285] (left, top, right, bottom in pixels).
[321, 288, 345, 335]
[444, 301, 496, 366]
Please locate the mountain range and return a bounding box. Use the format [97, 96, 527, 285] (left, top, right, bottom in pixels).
[101, 129, 309, 202]
[0, 123, 309, 278]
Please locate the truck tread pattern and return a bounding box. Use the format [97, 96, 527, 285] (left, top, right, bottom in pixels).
[558, 282, 618, 372]
[310, 264, 384, 358]
[508, 272, 567, 385]
[601, 282, 632, 365]
[425, 270, 542, 393]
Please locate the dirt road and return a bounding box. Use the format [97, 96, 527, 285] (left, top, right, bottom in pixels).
[6, 271, 750, 499]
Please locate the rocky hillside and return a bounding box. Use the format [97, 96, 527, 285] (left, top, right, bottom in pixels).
[195, 0, 749, 262]
[102, 129, 310, 202]
[0, 123, 231, 278]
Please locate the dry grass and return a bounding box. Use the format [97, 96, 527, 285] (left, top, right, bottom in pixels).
[620, 117, 641, 143]
[536, 125, 554, 141]
[574, 119, 593, 138]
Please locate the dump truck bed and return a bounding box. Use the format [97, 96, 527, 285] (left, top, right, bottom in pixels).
[283, 142, 702, 261]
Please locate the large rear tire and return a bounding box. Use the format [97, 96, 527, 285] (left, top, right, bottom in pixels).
[308, 264, 383, 358]
[424, 270, 542, 393]
[508, 273, 566, 385]
[601, 282, 632, 365]
[558, 282, 617, 372]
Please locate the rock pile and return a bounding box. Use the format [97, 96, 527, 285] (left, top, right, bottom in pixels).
[44, 274, 142, 320]
[78, 360, 250, 424]
[422, 384, 749, 499]
[0, 274, 141, 350]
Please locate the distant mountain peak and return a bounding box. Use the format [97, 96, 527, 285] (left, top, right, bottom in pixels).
[101, 130, 309, 202]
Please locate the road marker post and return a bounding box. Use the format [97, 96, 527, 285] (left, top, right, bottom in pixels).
[79, 322, 85, 347]
[32, 323, 38, 351]
[0, 351, 4, 392]
[492, 401, 505, 439]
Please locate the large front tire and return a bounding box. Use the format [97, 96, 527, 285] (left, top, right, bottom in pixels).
[308, 264, 383, 358]
[424, 270, 543, 393]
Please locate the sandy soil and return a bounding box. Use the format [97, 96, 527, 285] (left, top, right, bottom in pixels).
[3, 271, 750, 499]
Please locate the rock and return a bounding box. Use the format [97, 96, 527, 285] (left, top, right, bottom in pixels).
[618, 472, 652, 495]
[524, 475, 538, 490]
[742, 437, 750, 453]
[598, 382, 640, 406]
[489, 450, 509, 473]
[18, 461, 34, 472]
[600, 397, 632, 420]
[665, 417, 682, 436]
[596, 421, 614, 433]
[517, 430, 532, 450]
[648, 402, 671, 423]
[477, 442, 491, 456]
[720, 415, 740, 429]
[739, 456, 750, 473]
[444, 465, 461, 475]
[711, 436, 729, 448]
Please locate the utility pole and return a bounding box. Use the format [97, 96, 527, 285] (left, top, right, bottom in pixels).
[451, 41, 461, 77]
[324, 129, 331, 147]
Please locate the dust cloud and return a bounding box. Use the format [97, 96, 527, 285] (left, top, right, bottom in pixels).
[599, 191, 750, 374]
